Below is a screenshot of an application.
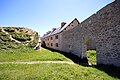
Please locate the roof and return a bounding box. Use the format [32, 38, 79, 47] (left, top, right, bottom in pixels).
[42, 18, 79, 38]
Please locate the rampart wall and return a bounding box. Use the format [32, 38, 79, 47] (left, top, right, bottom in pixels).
[61, 0, 120, 67]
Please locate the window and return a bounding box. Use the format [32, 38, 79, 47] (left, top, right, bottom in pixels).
[48, 38, 49, 40]
[48, 43, 49, 46]
[55, 35, 58, 39]
[56, 43, 58, 47]
[51, 37, 53, 40]
[51, 43, 53, 46]
[72, 25, 74, 28]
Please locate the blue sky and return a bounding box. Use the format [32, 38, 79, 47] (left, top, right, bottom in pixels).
[0, 0, 113, 36]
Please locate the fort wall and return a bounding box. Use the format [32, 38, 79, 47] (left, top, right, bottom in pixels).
[61, 0, 120, 67]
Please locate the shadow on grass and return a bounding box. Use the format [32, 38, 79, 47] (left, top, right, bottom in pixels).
[42, 47, 120, 79]
[43, 47, 88, 65]
[93, 64, 120, 79]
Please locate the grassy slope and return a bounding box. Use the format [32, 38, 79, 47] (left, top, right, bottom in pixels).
[0, 47, 71, 62]
[0, 64, 118, 80]
[0, 48, 119, 80]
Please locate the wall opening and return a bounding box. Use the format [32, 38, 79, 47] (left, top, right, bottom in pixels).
[82, 37, 96, 65]
[41, 41, 46, 47]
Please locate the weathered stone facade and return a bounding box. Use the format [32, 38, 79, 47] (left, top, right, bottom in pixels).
[42, 0, 120, 67]
[42, 18, 80, 51]
[61, 0, 120, 67]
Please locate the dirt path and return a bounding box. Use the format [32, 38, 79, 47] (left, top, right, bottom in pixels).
[0, 61, 75, 65]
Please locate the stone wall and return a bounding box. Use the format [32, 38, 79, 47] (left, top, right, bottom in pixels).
[96, 0, 120, 66]
[61, 0, 120, 67]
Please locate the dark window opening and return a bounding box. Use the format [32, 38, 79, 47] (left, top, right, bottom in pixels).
[51, 43, 53, 46]
[55, 35, 58, 39]
[51, 37, 52, 40]
[56, 43, 58, 47]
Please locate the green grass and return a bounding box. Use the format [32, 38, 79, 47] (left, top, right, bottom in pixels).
[0, 47, 71, 62]
[87, 50, 96, 65]
[0, 64, 118, 80]
[0, 48, 119, 80]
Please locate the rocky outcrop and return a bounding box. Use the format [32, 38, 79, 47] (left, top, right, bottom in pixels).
[0, 27, 39, 49]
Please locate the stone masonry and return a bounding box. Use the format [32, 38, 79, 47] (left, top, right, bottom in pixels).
[60, 0, 120, 67]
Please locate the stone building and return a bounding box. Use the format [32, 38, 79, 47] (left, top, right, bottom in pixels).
[42, 0, 120, 67]
[41, 18, 79, 50]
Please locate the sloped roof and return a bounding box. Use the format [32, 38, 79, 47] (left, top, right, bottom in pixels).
[42, 18, 79, 38]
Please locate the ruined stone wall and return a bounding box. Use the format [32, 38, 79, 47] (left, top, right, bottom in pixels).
[61, 0, 120, 67]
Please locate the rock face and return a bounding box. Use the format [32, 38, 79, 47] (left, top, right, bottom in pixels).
[0, 27, 39, 49]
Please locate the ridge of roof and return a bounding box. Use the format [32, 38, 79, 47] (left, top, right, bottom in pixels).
[42, 18, 79, 38]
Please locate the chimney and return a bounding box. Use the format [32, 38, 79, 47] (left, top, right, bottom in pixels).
[61, 22, 66, 28]
[48, 31, 51, 34]
[43, 34, 46, 36]
[52, 28, 56, 31]
[46, 31, 51, 35]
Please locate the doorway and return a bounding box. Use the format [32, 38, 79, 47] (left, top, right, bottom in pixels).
[82, 37, 96, 65]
